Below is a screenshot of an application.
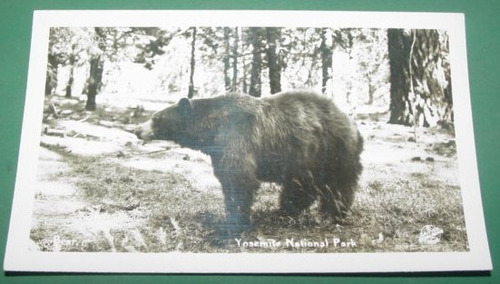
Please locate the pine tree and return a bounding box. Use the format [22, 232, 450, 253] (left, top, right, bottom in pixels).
[388, 29, 453, 128]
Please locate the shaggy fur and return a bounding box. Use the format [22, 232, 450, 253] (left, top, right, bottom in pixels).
[135, 90, 363, 232]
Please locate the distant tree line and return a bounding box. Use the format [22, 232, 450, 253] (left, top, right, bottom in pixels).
[45, 26, 452, 127]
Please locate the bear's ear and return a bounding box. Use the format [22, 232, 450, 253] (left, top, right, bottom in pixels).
[177, 98, 192, 118]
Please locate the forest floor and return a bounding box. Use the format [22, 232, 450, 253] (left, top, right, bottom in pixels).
[29, 96, 468, 253]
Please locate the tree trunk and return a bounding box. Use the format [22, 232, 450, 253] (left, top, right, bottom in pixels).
[231, 27, 239, 92]
[265, 27, 281, 94]
[388, 29, 453, 127]
[366, 78, 374, 105]
[85, 54, 103, 111]
[45, 54, 57, 96]
[65, 67, 74, 98]
[320, 28, 333, 95]
[223, 27, 231, 91]
[85, 27, 105, 111]
[242, 46, 248, 94]
[188, 27, 197, 99]
[248, 27, 264, 97]
[65, 58, 75, 98]
[388, 29, 411, 125]
[65, 43, 78, 98]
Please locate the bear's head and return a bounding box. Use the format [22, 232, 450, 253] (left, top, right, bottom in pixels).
[135, 97, 192, 142]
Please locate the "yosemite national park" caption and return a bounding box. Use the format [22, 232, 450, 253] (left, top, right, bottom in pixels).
[235, 237, 357, 249]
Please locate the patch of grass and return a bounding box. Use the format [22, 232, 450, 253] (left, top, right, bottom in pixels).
[59, 154, 228, 252]
[47, 149, 468, 253]
[348, 167, 468, 252]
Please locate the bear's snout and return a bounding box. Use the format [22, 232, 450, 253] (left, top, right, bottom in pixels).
[134, 120, 155, 141]
[134, 126, 144, 138]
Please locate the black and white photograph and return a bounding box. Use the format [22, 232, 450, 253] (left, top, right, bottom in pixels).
[3, 10, 492, 273]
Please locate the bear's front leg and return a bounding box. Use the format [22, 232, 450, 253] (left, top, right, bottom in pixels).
[213, 166, 259, 235]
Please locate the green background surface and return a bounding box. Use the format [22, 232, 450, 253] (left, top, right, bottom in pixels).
[1, 0, 498, 283]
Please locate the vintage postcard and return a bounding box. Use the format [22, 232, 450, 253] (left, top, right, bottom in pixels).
[4, 10, 492, 273]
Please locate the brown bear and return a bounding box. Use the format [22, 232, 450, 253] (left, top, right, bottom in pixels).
[135, 90, 363, 233]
